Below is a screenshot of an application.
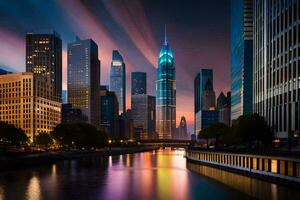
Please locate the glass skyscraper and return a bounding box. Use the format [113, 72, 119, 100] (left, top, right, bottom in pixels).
[67, 38, 100, 128]
[26, 31, 62, 101]
[110, 50, 126, 114]
[253, 0, 300, 138]
[131, 72, 146, 95]
[156, 28, 176, 139]
[230, 0, 253, 121]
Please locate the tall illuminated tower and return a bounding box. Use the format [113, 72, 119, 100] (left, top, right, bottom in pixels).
[156, 26, 176, 139]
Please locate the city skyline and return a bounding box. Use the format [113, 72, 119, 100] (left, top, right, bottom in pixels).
[0, 0, 230, 132]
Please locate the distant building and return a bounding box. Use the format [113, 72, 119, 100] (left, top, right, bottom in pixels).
[177, 116, 188, 140]
[198, 110, 219, 132]
[217, 92, 231, 126]
[0, 72, 61, 141]
[131, 72, 146, 95]
[67, 38, 100, 128]
[26, 32, 62, 101]
[62, 103, 87, 123]
[100, 86, 119, 138]
[230, 0, 253, 121]
[156, 27, 176, 139]
[62, 90, 67, 104]
[0, 68, 10, 75]
[194, 69, 214, 135]
[131, 94, 156, 140]
[118, 110, 134, 140]
[110, 50, 126, 114]
[253, 0, 300, 139]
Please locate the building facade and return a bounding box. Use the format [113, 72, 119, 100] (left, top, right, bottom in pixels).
[67, 38, 100, 128]
[230, 0, 253, 121]
[110, 50, 126, 114]
[156, 28, 176, 139]
[26, 32, 62, 102]
[177, 116, 188, 140]
[0, 72, 61, 141]
[217, 92, 231, 126]
[100, 87, 119, 138]
[194, 69, 213, 135]
[253, 0, 300, 138]
[61, 103, 87, 124]
[131, 94, 156, 140]
[131, 72, 146, 95]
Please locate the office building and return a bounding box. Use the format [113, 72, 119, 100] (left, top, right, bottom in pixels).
[253, 0, 300, 138]
[26, 32, 62, 101]
[131, 94, 156, 140]
[61, 103, 87, 124]
[177, 116, 188, 140]
[110, 50, 126, 114]
[156, 27, 176, 139]
[67, 38, 100, 128]
[230, 0, 253, 121]
[100, 86, 119, 138]
[131, 72, 146, 95]
[0, 72, 61, 141]
[217, 92, 231, 126]
[194, 69, 213, 135]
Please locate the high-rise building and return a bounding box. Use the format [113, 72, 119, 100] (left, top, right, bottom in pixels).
[61, 103, 87, 124]
[230, 0, 253, 121]
[0, 72, 61, 141]
[62, 90, 67, 104]
[26, 32, 62, 101]
[131, 94, 156, 140]
[156, 27, 176, 139]
[131, 72, 146, 95]
[100, 86, 119, 138]
[194, 69, 213, 135]
[217, 92, 231, 126]
[110, 50, 126, 114]
[0, 68, 10, 75]
[67, 38, 100, 128]
[253, 0, 300, 139]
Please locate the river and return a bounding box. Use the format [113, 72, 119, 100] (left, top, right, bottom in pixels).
[0, 148, 299, 200]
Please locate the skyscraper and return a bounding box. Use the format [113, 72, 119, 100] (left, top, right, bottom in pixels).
[131, 94, 156, 140]
[253, 0, 300, 139]
[194, 69, 214, 135]
[217, 92, 231, 126]
[178, 116, 188, 140]
[26, 32, 62, 101]
[230, 0, 253, 121]
[156, 26, 176, 139]
[131, 72, 146, 95]
[100, 86, 119, 138]
[67, 38, 100, 128]
[202, 78, 216, 110]
[110, 50, 126, 114]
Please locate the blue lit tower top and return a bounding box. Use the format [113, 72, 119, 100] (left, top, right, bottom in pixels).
[156, 25, 176, 139]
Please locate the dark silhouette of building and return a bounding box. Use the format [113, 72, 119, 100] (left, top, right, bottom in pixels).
[67, 37, 100, 128]
[177, 116, 188, 140]
[26, 32, 62, 101]
[100, 86, 119, 138]
[217, 92, 231, 126]
[131, 72, 146, 95]
[62, 103, 87, 123]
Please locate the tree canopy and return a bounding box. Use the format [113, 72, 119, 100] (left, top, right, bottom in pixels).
[0, 121, 29, 146]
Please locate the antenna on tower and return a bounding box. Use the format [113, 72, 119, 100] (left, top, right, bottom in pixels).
[164, 24, 168, 45]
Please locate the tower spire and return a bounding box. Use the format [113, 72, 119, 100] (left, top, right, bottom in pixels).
[164, 24, 168, 45]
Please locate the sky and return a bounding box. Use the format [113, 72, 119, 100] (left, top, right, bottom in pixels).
[0, 0, 230, 133]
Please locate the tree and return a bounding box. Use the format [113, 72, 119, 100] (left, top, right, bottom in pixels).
[0, 121, 29, 146]
[199, 123, 230, 147]
[34, 133, 54, 149]
[232, 114, 273, 148]
[52, 123, 108, 149]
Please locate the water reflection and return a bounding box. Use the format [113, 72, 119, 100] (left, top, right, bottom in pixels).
[0, 149, 299, 200]
[187, 161, 300, 199]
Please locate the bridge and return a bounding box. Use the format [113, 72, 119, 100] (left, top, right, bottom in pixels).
[139, 139, 191, 148]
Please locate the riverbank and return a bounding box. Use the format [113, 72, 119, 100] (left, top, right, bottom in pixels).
[0, 146, 158, 171]
[186, 149, 300, 188]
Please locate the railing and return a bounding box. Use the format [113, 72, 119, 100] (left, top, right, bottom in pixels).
[186, 149, 300, 184]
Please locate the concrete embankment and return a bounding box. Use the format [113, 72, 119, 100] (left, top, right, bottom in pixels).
[0, 147, 158, 171]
